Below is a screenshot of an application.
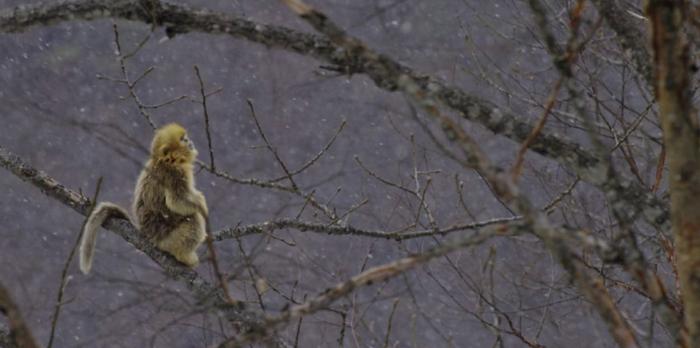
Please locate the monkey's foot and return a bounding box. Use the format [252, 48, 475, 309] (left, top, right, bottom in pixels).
[176, 252, 199, 268]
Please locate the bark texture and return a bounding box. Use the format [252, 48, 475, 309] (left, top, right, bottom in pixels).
[647, 1, 699, 345]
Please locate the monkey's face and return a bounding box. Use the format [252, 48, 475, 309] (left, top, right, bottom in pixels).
[180, 133, 198, 156]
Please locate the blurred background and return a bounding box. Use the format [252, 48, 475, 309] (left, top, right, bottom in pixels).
[0, 1, 663, 347]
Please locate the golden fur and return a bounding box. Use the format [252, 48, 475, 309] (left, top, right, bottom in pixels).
[79, 123, 208, 274]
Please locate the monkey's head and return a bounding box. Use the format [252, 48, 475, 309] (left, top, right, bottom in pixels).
[151, 123, 198, 164]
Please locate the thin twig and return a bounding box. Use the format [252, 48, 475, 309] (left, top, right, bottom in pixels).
[511, 77, 563, 181]
[295, 189, 315, 220]
[293, 314, 303, 348]
[111, 23, 156, 129]
[243, 99, 339, 220]
[235, 236, 266, 310]
[142, 95, 189, 109]
[198, 161, 337, 219]
[354, 156, 414, 195]
[329, 198, 368, 226]
[543, 177, 580, 213]
[204, 215, 237, 306]
[194, 65, 217, 171]
[268, 120, 346, 183]
[47, 177, 103, 348]
[246, 99, 298, 190]
[383, 299, 400, 348]
[651, 145, 665, 192]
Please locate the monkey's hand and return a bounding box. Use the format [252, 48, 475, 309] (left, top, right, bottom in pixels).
[193, 190, 208, 217]
[161, 165, 208, 217]
[165, 189, 206, 217]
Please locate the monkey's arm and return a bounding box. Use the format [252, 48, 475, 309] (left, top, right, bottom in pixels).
[162, 167, 208, 217]
[164, 186, 208, 217]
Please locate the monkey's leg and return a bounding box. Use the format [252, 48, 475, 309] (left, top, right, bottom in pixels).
[157, 215, 206, 267]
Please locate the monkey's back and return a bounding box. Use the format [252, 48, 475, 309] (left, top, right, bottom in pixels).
[133, 162, 190, 242]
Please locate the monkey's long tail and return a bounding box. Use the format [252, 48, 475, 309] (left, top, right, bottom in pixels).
[79, 202, 130, 274]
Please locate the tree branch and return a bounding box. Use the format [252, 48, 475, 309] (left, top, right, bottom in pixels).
[647, 0, 697, 345]
[214, 217, 519, 241]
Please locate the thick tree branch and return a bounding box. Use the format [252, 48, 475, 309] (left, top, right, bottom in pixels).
[647, 0, 697, 346]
